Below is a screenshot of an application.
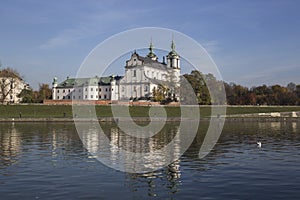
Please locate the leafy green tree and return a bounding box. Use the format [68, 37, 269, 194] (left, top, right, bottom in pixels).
[183, 70, 211, 104]
[18, 88, 34, 103]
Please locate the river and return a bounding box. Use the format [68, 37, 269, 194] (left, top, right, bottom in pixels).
[0, 121, 299, 199]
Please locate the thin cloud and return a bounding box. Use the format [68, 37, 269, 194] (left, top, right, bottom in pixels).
[39, 6, 161, 49]
[236, 65, 300, 86]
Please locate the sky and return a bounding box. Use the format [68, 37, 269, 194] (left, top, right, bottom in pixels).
[0, 0, 300, 90]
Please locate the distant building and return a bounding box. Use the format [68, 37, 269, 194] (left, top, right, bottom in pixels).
[52, 40, 180, 101]
[52, 76, 123, 100]
[0, 68, 29, 104]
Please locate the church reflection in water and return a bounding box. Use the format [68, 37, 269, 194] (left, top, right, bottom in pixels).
[79, 121, 183, 194]
[79, 122, 183, 173]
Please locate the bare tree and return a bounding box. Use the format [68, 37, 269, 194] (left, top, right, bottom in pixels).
[0, 67, 22, 104]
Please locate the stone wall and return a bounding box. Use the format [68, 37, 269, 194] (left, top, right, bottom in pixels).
[43, 100, 179, 106]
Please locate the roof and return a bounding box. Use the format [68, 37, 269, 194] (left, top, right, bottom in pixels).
[126, 52, 167, 70]
[56, 75, 123, 88]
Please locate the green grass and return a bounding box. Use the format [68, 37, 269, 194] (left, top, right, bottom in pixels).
[0, 104, 299, 119]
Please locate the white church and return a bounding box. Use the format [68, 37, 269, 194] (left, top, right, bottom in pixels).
[52, 40, 180, 101]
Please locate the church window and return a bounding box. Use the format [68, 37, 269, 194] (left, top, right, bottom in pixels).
[85, 95, 87, 99]
[68, 96, 70, 99]
[104, 95, 107, 99]
[91, 88, 93, 91]
[122, 87, 125, 92]
[85, 88, 87, 91]
[63, 89, 65, 93]
[91, 95, 93, 98]
[145, 85, 148, 92]
[105, 88, 108, 92]
[57, 90, 59, 93]
[133, 70, 136, 77]
[133, 86, 136, 92]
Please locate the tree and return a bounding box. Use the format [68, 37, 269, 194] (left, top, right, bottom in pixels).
[152, 86, 166, 102]
[287, 82, 296, 92]
[18, 88, 34, 103]
[36, 84, 52, 103]
[0, 67, 23, 104]
[183, 70, 211, 105]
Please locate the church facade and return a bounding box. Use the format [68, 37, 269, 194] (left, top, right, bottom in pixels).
[52, 41, 180, 101]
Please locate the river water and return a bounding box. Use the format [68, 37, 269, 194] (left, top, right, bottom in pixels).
[0, 121, 300, 199]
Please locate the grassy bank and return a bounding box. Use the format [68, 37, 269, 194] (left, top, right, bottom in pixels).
[0, 104, 300, 119]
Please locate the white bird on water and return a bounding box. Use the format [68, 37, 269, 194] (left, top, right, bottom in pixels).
[257, 141, 262, 148]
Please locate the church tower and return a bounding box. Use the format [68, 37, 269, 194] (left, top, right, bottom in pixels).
[167, 40, 180, 69]
[52, 77, 58, 100]
[147, 40, 158, 61]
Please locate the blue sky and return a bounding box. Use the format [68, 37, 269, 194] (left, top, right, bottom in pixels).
[0, 0, 300, 89]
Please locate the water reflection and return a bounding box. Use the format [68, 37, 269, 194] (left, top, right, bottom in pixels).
[0, 121, 300, 199]
[0, 123, 84, 169]
[0, 123, 22, 167]
[79, 122, 185, 173]
[125, 159, 181, 197]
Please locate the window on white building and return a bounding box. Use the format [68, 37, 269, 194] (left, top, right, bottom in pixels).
[85, 88, 87, 91]
[133, 70, 136, 77]
[105, 88, 108, 92]
[91, 95, 93, 98]
[91, 88, 93, 91]
[57, 90, 60, 93]
[63, 89, 65, 93]
[104, 95, 107, 99]
[85, 95, 87, 99]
